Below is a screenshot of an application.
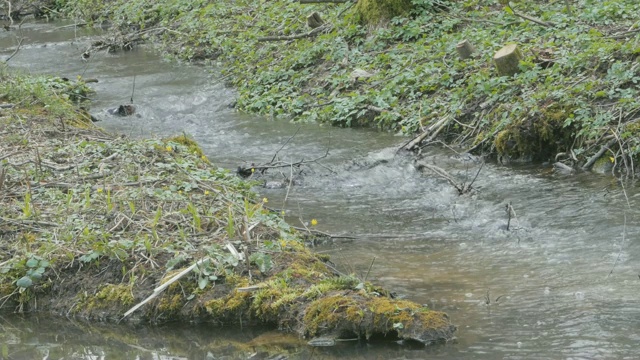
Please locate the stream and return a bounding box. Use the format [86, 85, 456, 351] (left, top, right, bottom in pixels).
[2, 21, 640, 359]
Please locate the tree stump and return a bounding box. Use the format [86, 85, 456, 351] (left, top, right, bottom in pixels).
[456, 39, 476, 60]
[493, 44, 523, 76]
[307, 12, 324, 29]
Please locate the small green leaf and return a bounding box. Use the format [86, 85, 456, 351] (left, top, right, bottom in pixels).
[198, 277, 209, 289]
[29, 272, 42, 280]
[26, 258, 39, 268]
[16, 276, 33, 288]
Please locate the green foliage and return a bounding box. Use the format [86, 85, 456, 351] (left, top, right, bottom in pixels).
[2, 254, 50, 289]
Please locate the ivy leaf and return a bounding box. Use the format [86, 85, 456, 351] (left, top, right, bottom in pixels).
[198, 277, 209, 290]
[26, 258, 39, 268]
[16, 276, 33, 288]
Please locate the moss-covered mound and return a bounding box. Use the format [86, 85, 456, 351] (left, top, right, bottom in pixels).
[0, 70, 455, 345]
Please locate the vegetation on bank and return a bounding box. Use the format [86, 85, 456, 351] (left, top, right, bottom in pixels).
[37, 0, 640, 170]
[0, 70, 455, 345]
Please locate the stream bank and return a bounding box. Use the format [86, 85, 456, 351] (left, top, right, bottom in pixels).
[0, 70, 456, 348]
[14, 0, 640, 175]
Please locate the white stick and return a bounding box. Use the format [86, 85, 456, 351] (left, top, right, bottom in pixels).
[123, 257, 210, 318]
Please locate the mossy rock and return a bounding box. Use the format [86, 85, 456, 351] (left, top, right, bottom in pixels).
[301, 291, 455, 345]
[493, 103, 575, 162]
[592, 156, 614, 174]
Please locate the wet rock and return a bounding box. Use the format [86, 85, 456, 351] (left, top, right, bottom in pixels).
[307, 336, 336, 347]
[264, 181, 286, 189]
[107, 104, 136, 116]
[553, 162, 575, 174]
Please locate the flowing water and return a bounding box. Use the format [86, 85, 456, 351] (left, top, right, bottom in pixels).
[2, 21, 640, 359]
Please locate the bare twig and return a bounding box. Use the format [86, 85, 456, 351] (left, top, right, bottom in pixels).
[466, 162, 485, 190]
[606, 213, 626, 279]
[504, 202, 521, 232]
[270, 127, 300, 164]
[607, 28, 640, 40]
[582, 138, 617, 171]
[4, 36, 23, 63]
[4, 0, 13, 26]
[239, 149, 330, 175]
[130, 75, 136, 103]
[506, 3, 555, 27]
[363, 256, 376, 283]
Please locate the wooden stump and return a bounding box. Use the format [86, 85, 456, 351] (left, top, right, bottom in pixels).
[493, 44, 523, 76]
[307, 12, 324, 29]
[456, 39, 476, 60]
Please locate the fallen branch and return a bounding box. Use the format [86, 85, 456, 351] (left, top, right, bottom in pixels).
[607, 28, 640, 40]
[4, 0, 13, 26]
[416, 163, 458, 187]
[237, 149, 330, 177]
[581, 138, 617, 171]
[506, 3, 555, 27]
[123, 257, 211, 318]
[400, 115, 451, 152]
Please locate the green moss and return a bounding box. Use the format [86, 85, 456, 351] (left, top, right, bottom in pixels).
[95, 284, 134, 305]
[355, 0, 413, 25]
[494, 103, 574, 161]
[204, 290, 250, 317]
[303, 295, 362, 336]
[368, 297, 420, 328]
[494, 130, 512, 156]
[251, 279, 300, 320]
[77, 284, 134, 312]
[157, 293, 184, 313]
[166, 134, 206, 158]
